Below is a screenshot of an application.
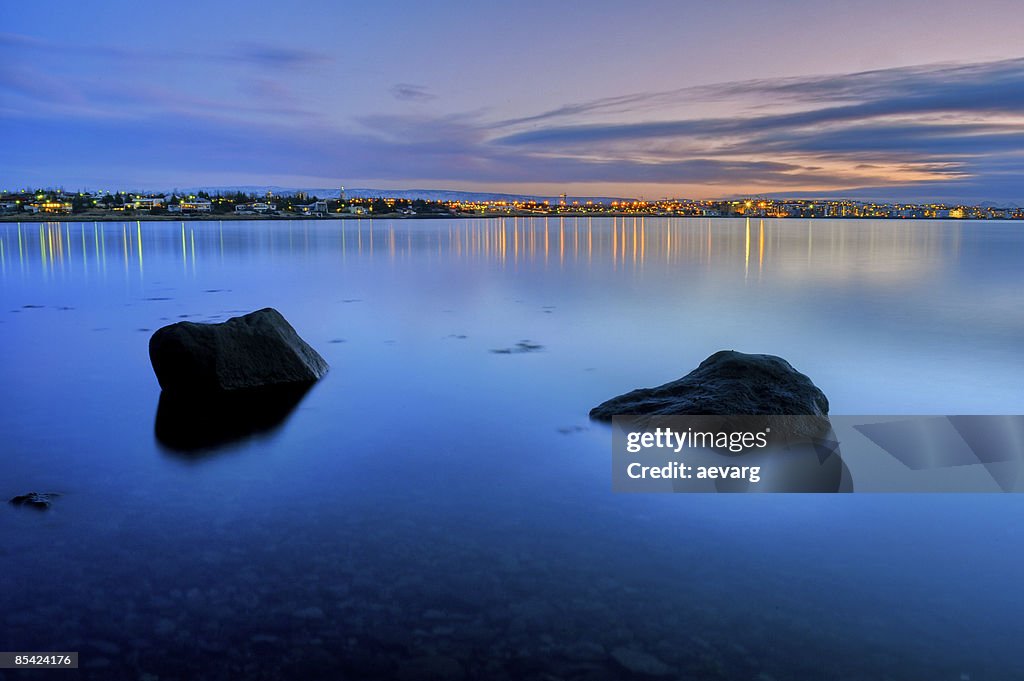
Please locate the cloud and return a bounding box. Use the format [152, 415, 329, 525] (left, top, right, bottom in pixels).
[477, 57, 1024, 199]
[489, 58, 1024, 152]
[391, 83, 436, 102]
[0, 101, 897, 190]
[499, 58, 1024, 131]
[736, 122, 1024, 158]
[0, 31, 331, 71]
[0, 64, 89, 108]
[4, 34, 1024, 201]
[232, 45, 331, 70]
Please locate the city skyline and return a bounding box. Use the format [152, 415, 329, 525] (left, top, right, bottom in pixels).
[4, 1, 1024, 202]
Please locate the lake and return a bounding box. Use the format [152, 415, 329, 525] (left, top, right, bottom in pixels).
[1, 217, 1022, 680]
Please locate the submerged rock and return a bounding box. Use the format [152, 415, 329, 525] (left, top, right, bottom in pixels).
[9, 492, 60, 509]
[610, 647, 674, 676]
[149, 307, 328, 393]
[590, 350, 828, 422]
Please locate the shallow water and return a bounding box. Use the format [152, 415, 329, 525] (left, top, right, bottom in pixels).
[1, 217, 1022, 680]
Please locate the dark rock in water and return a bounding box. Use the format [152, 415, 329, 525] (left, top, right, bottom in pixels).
[155, 383, 312, 454]
[149, 307, 328, 393]
[9, 492, 60, 509]
[590, 350, 828, 421]
[150, 308, 327, 454]
[593, 350, 851, 491]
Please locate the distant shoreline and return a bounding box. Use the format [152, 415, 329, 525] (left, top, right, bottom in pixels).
[0, 212, 436, 224]
[0, 212, 1014, 224]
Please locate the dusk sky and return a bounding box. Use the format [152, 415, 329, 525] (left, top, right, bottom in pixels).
[4, 0, 1024, 201]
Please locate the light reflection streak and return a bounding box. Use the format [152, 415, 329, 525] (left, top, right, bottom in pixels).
[559, 218, 565, 266]
[744, 217, 750, 280]
[0, 217, 954, 288]
[81, 224, 87, 278]
[759, 219, 765, 276]
[706, 222, 712, 267]
[39, 225, 46, 279]
[626, 216, 634, 264]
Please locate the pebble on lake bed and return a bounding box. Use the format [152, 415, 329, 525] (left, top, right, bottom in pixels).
[610, 647, 674, 676]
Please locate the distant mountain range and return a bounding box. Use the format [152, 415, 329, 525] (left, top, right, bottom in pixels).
[167, 186, 636, 204]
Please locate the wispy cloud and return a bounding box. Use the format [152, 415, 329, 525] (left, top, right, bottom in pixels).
[391, 83, 436, 102]
[0, 32, 332, 70]
[479, 57, 1024, 198]
[231, 45, 331, 70]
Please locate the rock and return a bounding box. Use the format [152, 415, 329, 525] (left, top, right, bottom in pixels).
[594, 350, 851, 491]
[610, 647, 673, 676]
[149, 308, 328, 393]
[590, 350, 828, 423]
[395, 656, 465, 681]
[9, 492, 60, 509]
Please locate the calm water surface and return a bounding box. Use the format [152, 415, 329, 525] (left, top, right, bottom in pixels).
[1, 217, 1022, 680]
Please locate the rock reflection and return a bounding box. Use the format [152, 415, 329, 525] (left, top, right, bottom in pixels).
[154, 384, 313, 455]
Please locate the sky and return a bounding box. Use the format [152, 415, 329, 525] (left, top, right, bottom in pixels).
[3, 0, 1024, 202]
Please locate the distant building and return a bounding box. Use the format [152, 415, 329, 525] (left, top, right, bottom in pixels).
[296, 200, 329, 215]
[235, 202, 277, 214]
[169, 198, 212, 213]
[183, 198, 212, 212]
[897, 208, 925, 219]
[131, 197, 164, 210]
[26, 201, 71, 214]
